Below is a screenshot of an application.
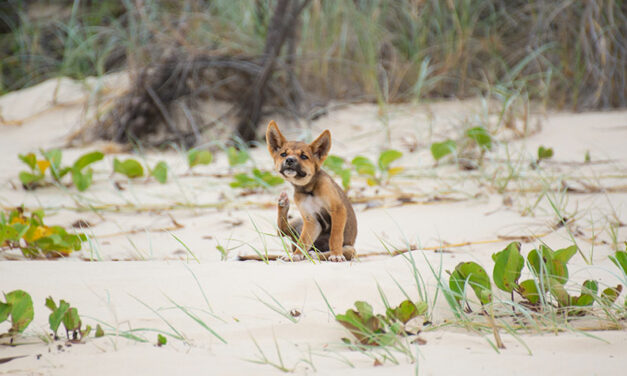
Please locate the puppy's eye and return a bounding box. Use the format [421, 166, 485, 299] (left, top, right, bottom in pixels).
[280, 152, 287, 157]
[300, 154, 309, 160]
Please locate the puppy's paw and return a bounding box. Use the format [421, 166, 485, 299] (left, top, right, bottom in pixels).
[328, 254, 347, 262]
[280, 252, 306, 262]
[278, 192, 290, 208]
[308, 250, 323, 261]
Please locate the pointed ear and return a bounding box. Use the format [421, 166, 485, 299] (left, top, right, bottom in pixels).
[266, 120, 286, 155]
[310, 130, 331, 162]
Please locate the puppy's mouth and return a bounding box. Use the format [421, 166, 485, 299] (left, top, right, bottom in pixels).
[280, 165, 307, 179]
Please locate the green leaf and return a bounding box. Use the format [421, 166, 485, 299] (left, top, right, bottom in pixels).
[157, 334, 167, 346]
[378, 150, 403, 170]
[610, 251, 627, 276]
[339, 169, 351, 190]
[0, 302, 10, 323]
[18, 153, 37, 170]
[324, 155, 345, 173]
[19, 171, 43, 185]
[466, 127, 492, 150]
[230, 170, 283, 190]
[227, 146, 249, 166]
[63, 307, 81, 333]
[48, 299, 70, 335]
[528, 245, 570, 285]
[72, 151, 104, 171]
[391, 300, 419, 324]
[600, 285, 622, 305]
[574, 280, 598, 307]
[252, 169, 284, 187]
[354, 301, 374, 321]
[56, 167, 72, 179]
[449, 269, 466, 304]
[41, 148, 62, 170]
[492, 242, 524, 293]
[95, 324, 104, 338]
[72, 168, 93, 192]
[151, 161, 168, 184]
[351, 156, 376, 177]
[430, 140, 456, 161]
[113, 158, 144, 178]
[518, 279, 540, 304]
[548, 278, 571, 306]
[0, 223, 19, 244]
[554, 245, 577, 264]
[453, 262, 492, 305]
[187, 149, 213, 168]
[45, 296, 57, 311]
[5, 290, 34, 334]
[537, 146, 554, 160]
[80, 325, 92, 338]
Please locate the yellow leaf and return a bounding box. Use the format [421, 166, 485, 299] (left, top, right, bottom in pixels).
[37, 160, 51, 174]
[388, 166, 404, 176]
[10, 216, 27, 225]
[366, 178, 378, 186]
[26, 225, 53, 242]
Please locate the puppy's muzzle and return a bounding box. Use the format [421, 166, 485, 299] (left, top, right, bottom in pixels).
[280, 158, 307, 178]
[285, 156, 297, 167]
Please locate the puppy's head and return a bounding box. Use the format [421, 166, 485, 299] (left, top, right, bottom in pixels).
[266, 120, 331, 186]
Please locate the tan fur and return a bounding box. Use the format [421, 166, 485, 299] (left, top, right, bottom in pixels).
[267, 120, 357, 262]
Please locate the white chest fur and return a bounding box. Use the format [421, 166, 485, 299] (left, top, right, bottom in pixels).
[298, 195, 326, 218]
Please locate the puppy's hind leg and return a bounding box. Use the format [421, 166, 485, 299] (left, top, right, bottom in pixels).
[310, 245, 356, 261]
[342, 245, 356, 261]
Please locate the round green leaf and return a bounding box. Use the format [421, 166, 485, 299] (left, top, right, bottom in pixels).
[466, 127, 492, 150]
[187, 149, 213, 168]
[5, 290, 34, 334]
[518, 279, 540, 304]
[430, 140, 456, 161]
[113, 158, 144, 178]
[151, 161, 168, 184]
[378, 150, 403, 170]
[351, 156, 376, 177]
[492, 242, 524, 293]
[73, 151, 104, 171]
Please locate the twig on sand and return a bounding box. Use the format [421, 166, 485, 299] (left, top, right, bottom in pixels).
[236, 232, 554, 262]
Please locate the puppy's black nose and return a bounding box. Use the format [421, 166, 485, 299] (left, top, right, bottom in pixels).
[285, 156, 297, 166]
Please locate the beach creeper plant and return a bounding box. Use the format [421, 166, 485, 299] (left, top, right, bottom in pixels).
[187, 149, 213, 169]
[449, 242, 625, 313]
[0, 290, 34, 338]
[113, 158, 169, 183]
[230, 169, 283, 191]
[0, 207, 86, 258]
[335, 299, 427, 346]
[351, 149, 403, 186]
[430, 126, 493, 164]
[324, 155, 352, 191]
[46, 297, 93, 341]
[18, 149, 104, 191]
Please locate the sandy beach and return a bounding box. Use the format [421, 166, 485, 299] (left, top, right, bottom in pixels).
[1, 76, 626, 375]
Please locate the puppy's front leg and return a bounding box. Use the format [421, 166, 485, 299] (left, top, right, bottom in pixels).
[290, 218, 320, 261]
[277, 192, 298, 241]
[328, 205, 347, 262]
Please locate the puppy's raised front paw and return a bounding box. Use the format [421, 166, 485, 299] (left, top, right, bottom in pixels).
[328, 254, 347, 262]
[280, 252, 306, 262]
[278, 191, 290, 208]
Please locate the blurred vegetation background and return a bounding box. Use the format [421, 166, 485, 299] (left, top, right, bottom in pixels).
[1, 0, 625, 144]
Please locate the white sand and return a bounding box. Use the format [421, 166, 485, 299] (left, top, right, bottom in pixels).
[1, 76, 626, 375]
